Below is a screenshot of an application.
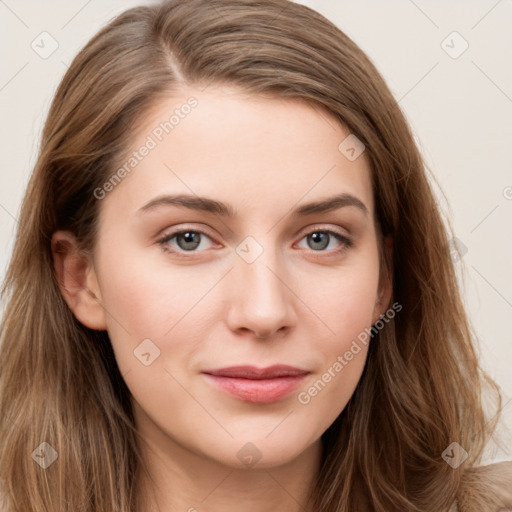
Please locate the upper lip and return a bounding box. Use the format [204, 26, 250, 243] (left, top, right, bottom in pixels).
[202, 365, 309, 379]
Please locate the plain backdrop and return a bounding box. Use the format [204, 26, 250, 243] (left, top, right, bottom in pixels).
[1, 0, 511, 462]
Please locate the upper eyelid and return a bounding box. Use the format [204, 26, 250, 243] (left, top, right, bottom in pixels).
[296, 224, 350, 239]
[159, 223, 350, 237]
[158, 226, 217, 243]
[158, 224, 351, 247]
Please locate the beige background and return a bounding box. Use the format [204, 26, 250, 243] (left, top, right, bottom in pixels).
[0, 0, 511, 462]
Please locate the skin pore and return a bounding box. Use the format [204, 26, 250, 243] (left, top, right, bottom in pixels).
[52, 85, 392, 512]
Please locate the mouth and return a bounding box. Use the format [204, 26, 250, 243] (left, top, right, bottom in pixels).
[201, 365, 310, 404]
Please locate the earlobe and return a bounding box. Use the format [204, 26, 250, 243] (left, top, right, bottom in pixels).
[51, 231, 107, 331]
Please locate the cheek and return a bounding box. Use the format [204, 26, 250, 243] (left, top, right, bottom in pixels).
[295, 249, 380, 414]
[95, 246, 221, 373]
[303, 249, 381, 354]
[90, 231, 383, 465]
[97, 231, 381, 369]
[295, 292, 374, 438]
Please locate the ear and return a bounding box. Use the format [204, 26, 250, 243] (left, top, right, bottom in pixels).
[372, 235, 393, 324]
[51, 230, 107, 330]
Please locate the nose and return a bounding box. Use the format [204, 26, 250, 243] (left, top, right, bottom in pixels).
[225, 248, 297, 340]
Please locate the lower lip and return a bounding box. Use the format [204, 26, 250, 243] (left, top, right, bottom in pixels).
[203, 374, 307, 404]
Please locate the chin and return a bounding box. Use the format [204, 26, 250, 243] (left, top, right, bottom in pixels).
[204, 433, 319, 471]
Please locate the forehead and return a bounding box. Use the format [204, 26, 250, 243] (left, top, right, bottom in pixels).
[101, 85, 374, 220]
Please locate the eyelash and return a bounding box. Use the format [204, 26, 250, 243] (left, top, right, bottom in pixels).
[157, 226, 354, 259]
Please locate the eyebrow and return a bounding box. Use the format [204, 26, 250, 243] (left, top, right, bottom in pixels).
[137, 192, 368, 218]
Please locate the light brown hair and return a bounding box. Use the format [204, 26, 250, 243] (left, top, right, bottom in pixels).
[0, 1, 510, 510]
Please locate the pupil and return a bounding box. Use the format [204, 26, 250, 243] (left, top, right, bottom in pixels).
[179, 232, 200, 250]
[310, 232, 328, 250]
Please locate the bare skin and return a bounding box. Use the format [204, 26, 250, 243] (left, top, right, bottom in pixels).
[52, 85, 392, 511]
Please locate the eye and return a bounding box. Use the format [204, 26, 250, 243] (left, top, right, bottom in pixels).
[157, 226, 353, 257]
[158, 229, 215, 255]
[296, 229, 353, 255]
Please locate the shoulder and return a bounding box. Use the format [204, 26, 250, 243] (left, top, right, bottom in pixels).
[454, 461, 512, 512]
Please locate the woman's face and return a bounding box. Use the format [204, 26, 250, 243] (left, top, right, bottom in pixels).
[78, 85, 391, 469]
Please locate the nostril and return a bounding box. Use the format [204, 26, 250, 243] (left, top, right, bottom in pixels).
[254, 327, 286, 340]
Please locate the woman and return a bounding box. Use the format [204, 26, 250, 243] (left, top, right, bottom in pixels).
[0, 0, 510, 510]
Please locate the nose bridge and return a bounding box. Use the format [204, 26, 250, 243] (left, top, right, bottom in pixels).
[226, 235, 297, 337]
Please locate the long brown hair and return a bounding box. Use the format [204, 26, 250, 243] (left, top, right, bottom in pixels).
[0, 1, 508, 510]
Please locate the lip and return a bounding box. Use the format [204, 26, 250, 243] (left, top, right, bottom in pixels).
[202, 365, 309, 404]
